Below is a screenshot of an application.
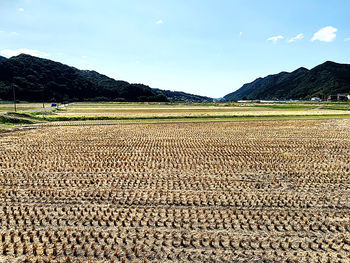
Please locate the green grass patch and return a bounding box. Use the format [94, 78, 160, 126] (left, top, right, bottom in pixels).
[1, 112, 45, 125]
[43, 114, 350, 126]
[0, 115, 35, 125]
[245, 104, 317, 109]
[7, 112, 34, 118]
[322, 105, 350, 110]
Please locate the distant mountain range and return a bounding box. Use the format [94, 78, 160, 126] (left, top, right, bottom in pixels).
[1, 54, 349, 103]
[0, 54, 213, 102]
[153, 89, 212, 102]
[224, 61, 350, 101]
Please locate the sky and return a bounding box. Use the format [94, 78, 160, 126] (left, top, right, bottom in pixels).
[1, 0, 350, 98]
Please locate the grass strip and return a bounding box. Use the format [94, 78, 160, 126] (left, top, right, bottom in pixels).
[41, 114, 350, 126]
[37, 113, 350, 122]
[4, 111, 350, 126]
[0, 115, 35, 125]
[245, 104, 318, 109]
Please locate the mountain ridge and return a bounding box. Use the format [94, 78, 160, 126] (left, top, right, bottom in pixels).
[0, 54, 213, 102]
[224, 61, 350, 101]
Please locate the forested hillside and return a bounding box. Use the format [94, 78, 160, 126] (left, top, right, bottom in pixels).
[224, 61, 350, 101]
[0, 54, 212, 102]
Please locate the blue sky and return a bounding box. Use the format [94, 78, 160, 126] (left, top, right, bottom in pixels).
[1, 0, 350, 98]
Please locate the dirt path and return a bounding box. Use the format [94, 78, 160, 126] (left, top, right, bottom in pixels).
[316, 104, 326, 110]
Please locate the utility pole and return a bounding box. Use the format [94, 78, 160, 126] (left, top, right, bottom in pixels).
[42, 85, 45, 108]
[12, 85, 17, 112]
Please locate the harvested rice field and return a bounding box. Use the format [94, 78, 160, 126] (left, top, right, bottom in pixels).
[0, 119, 350, 262]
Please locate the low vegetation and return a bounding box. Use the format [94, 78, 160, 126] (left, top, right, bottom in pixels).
[0, 114, 35, 125]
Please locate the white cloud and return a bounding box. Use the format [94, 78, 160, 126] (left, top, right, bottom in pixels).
[288, 33, 304, 43]
[156, 19, 163, 25]
[0, 48, 49, 58]
[267, 35, 284, 43]
[10, 32, 19, 35]
[18, 8, 24, 12]
[239, 32, 243, 37]
[311, 26, 337, 42]
[345, 38, 350, 42]
[82, 55, 87, 59]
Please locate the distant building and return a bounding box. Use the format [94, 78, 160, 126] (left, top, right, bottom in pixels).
[237, 100, 261, 103]
[311, 97, 321, 101]
[337, 94, 348, 101]
[328, 94, 348, 101]
[328, 95, 337, 101]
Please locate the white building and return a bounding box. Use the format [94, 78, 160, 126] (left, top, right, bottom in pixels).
[311, 97, 321, 101]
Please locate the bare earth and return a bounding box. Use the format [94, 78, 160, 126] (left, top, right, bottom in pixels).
[0, 119, 350, 262]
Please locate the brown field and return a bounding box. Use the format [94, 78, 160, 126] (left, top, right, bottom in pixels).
[1, 119, 350, 262]
[0, 103, 47, 113]
[53, 102, 349, 118]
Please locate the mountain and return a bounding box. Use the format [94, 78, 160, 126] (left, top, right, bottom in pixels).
[0, 54, 166, 102]
[224, 61, 350, 101]
[0, 56, 6, 62]
[0, 54, 212, 102]
[153, 88, 213, 102]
